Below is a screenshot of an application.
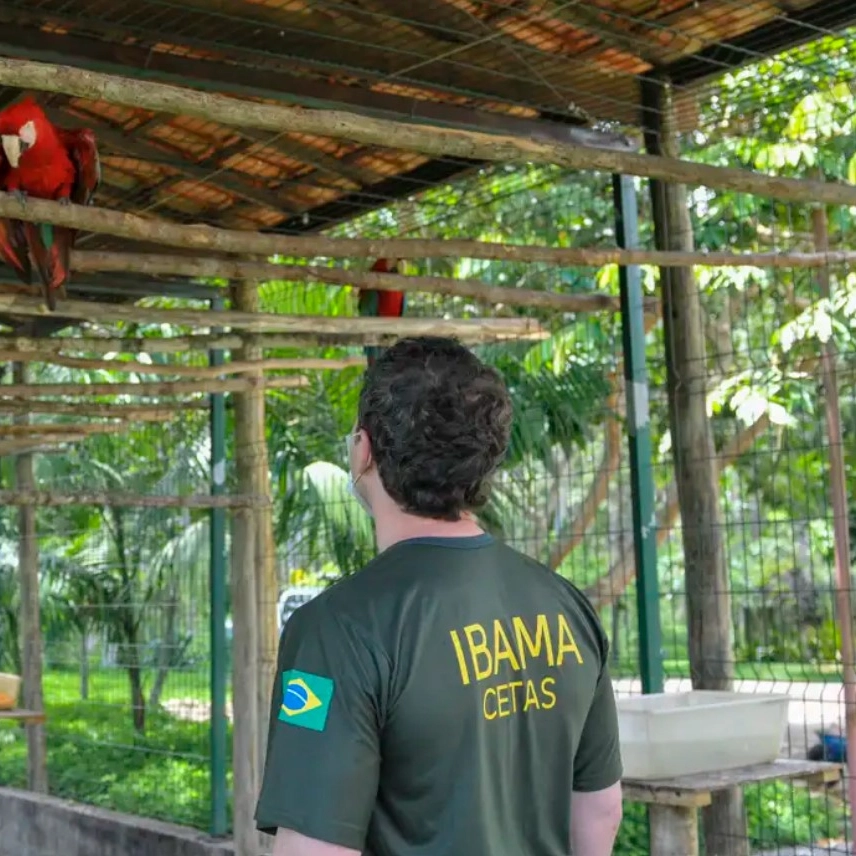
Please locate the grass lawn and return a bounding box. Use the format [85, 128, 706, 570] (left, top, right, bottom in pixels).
[42, 664, 215, 705]
[0, 666, 224, 830]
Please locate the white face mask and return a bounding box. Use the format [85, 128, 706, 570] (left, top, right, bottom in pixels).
[345, 433, 373, 517]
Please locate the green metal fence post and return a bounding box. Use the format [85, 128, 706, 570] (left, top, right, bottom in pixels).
[209, 295, 229, 835]
[612, 173, 664, 695]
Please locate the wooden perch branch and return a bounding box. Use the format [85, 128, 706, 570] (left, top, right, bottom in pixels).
[1, 58, 855, 205]
[548, 394, 623, 570]
[0, 490, 268, 509]
[0, 423, 129, 437]
[0, 294, 546, 340]
[72, 252, 632, 313]
[0, 375, 307, 398]
[584, 412, 772, 609]
[0, 332, 413, 355]
[0, 436, 89, 455]
[73, 248, 856, 280]
[0, 401, 205, 418]
[0, 351, 366, 376]
[0, 194, 852, 269]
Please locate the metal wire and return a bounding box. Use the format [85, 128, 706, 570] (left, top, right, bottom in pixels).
[1, 0, 851, 246]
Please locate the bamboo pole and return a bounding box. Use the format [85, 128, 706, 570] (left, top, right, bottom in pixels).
[0, 351, 367, 376]
[72, 247, 856, 277]
[0, 58, 854, 205]
[0, 293, 546, 340]
[2, 194, 855, 268]
[0, 376, 308, 398]
[0, 490, 267, 508]
[0, 401, 205, 417]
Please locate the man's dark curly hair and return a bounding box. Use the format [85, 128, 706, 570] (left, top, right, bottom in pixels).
[357, 337, 513, 521]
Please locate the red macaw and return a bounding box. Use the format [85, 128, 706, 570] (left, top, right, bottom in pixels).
[0, 98, 100, 310]
[358, 257, 406, 366]
[0, 151, 30, 287]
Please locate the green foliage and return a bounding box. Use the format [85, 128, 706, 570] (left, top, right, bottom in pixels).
[744, 781, 847, 849]
[615, 783, 846, 856]
[0, 699, 216, 829]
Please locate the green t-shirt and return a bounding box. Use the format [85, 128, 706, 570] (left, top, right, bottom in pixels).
[255, 534, 622, 855]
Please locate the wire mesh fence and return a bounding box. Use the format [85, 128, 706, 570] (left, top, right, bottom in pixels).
[0, 411, 219, 828]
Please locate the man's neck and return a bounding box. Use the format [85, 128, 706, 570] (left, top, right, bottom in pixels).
[374, 506, 484, 553]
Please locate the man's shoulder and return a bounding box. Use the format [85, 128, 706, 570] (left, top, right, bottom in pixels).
[494, 542, 599, 604]
[492, 542, 608, 647]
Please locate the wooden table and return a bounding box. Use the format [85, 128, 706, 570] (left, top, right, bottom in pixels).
[623, 759, 842, 856]
[0, 709, 45, 724]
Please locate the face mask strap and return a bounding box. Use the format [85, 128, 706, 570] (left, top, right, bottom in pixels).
[347, 430, 371, 483]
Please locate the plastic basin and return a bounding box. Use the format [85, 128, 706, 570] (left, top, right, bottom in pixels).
[617, 690, 790, 780]
[0, 673, 21, 710]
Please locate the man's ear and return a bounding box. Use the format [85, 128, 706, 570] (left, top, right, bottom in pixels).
[356, 429, 373, 470]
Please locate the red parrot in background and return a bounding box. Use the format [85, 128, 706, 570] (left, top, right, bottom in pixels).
[0, 98, 101, 310]
[358, 257, 406, 366]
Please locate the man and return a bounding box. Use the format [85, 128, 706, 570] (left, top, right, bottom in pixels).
[256, 337, 623, 856]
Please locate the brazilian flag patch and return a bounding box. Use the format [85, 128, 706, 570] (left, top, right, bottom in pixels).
[278, 669, 334, 732]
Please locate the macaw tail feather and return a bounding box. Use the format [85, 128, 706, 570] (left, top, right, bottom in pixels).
[24, 222, 73, 310]
[0, 218, 32, 285]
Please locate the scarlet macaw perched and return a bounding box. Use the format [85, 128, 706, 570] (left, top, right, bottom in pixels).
[0, 98, 100, 310]
[358, 258, 405, 366]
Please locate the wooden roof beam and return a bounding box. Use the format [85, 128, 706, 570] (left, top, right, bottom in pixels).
[0, 6, 572, 116]
[2, 59, 851, 206]
[46, 105, 298, 216]
[0, 13, 635, 131]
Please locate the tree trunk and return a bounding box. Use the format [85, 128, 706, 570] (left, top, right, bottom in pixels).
[148, 583, 180, 710]
[125, 631, 146, 734]
[642, 75, 746, 856]
[79, 624, 89, 701]
[13, 361, 48, 793]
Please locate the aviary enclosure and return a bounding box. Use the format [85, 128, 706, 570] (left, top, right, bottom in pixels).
[0, 2, 854, 856]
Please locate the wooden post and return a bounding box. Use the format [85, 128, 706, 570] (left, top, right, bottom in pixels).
[228, 320, 261, 856]
[0, 292, 545, 340]
[228, 279, 278, 856]
[812, 205, 856, 846]
[641, 74, 746, 856]
[13, 361, 48, 793]
[649, 805, 699, 856]
[231, 279, 279, 784]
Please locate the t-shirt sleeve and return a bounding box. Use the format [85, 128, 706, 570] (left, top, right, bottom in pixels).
[572, 657, 623, 792]
[255, 600, 385, 849]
